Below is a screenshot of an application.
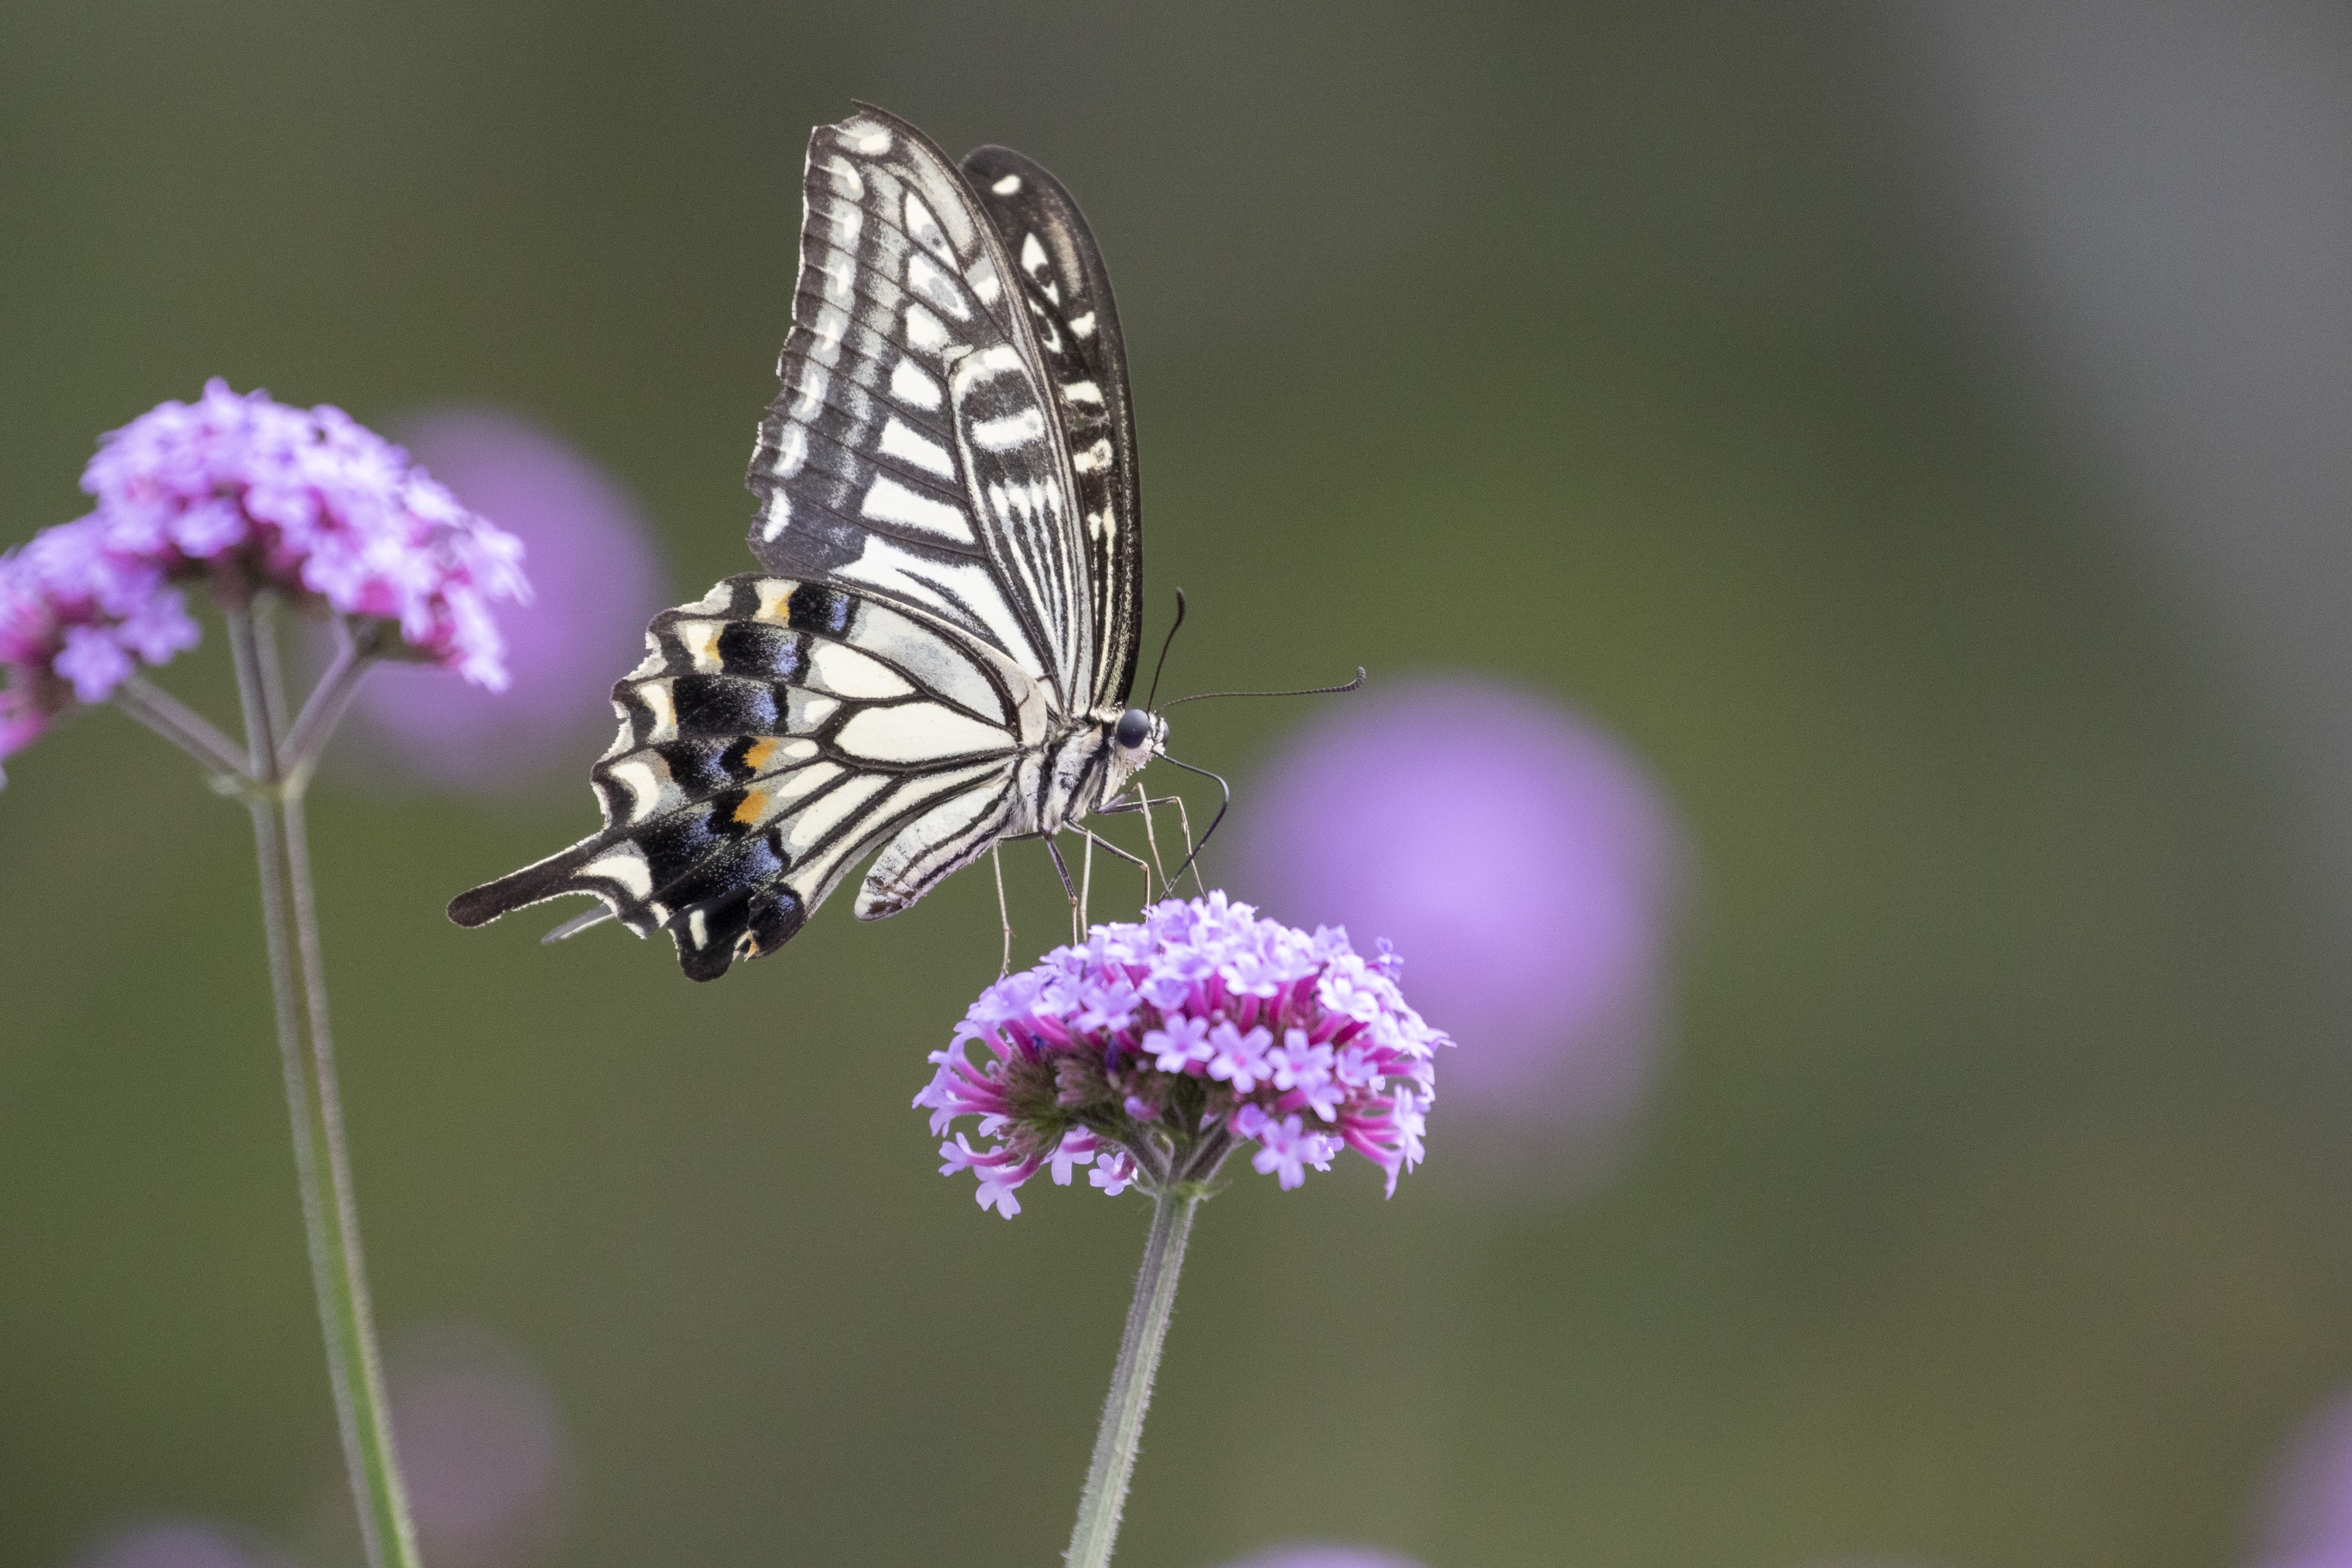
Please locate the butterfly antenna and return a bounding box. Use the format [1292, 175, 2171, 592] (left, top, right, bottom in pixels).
[1144, 588, 1188, 712]
[1158, 753, 1231, 889]
[1159, 666, 1366, 710]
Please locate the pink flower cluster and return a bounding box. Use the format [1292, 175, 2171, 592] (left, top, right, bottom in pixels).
[0, 380, 528, 769]
[916, 893, 1445, 1218]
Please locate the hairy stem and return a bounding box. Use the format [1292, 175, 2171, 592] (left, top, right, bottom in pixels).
[226, 603, 419, 1568]
[1064, 1189, 1200, 1568]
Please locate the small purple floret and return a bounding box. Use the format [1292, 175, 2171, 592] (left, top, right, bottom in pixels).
[914, 892, 1445, 1218]
[0, 380, 529, 776]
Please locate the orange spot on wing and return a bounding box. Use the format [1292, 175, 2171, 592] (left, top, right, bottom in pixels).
[742, 738, 780, 773]
[732, 786, 772, 826]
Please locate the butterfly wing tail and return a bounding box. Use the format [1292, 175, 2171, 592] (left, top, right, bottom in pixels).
[448, 829, 811, 983]
[447, 833, 632, 932]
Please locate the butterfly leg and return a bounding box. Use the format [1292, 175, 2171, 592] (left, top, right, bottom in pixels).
[1125, 782, 1170, 893]
[992, 842, 1013, 977]
[1081, 830, 1094, 934]
[1076, 825, 1155, 910]
[1150, 792, 1207, 897]
[1098, 791, 1186, 890]
[1044, 835, 1081, 944]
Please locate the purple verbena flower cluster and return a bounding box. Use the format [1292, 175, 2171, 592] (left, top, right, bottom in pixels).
[915, 893, 1445, 1218]
[0, 380, 528, 770]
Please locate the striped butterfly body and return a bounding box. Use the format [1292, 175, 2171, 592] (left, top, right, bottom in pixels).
[449, 105, 1164, 981]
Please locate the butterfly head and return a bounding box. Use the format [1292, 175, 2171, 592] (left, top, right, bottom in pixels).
[1113, 704, 1167, 763]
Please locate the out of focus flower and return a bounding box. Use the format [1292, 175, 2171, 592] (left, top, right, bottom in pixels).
[1239, 676, 1681, 1179]
[2256, 1382, 2352, 1568]
[0, 380, 528, 777]
[383, 1323, 570, 1568]
[64, 1520, 285, 1568]
[343, 407, 667, 791]
[0, 521, 198, 763]
[1210, 1546, 1430, 1568]
[916, 892, 1445, 1217]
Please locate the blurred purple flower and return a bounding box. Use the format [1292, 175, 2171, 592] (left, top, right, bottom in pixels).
[1210, 1546, 1429, 1568]
[64, 1520, 285, 1568]
[340, 407, 666, 791]
[0, 521, 196, 763]
[379, 1323, 570, 1568]
[1237, 676, 1681, 1179]
[916, 892, 1445, 1216]
[0, 381, 527, 780]
[2257, 1382, 2352, 1567]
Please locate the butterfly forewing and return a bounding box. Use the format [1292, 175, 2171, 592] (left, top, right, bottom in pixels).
[960, 144, 1144, 710]
[749, 107, 1094, 709]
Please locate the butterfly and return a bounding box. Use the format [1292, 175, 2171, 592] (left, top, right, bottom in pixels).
[447, 104, 1180, 981]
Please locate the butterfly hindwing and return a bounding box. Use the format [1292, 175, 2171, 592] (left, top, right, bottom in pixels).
[447, 575, 1035, 980]
[748, 106, 1094, 710]
[959, 143, 1144, 711]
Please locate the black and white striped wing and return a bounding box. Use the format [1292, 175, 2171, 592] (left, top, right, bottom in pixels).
[749, 106, 1106, 712]
[960, 141, 1145, 710]
[450, 106, 1148, 982]
[447, 577, 1039, 982]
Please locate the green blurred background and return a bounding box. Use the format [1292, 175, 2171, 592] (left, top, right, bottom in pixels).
[6, 4, 2351, 1567]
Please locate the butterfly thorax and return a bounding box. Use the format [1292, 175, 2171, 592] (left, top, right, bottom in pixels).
[1026, 703, 1161, 836]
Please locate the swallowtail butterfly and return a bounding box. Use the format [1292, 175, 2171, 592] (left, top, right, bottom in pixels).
[449, 105, 1167, 981]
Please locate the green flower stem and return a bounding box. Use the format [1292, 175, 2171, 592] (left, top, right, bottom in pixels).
[224, 603, 420, 1568]
[279, 616, 382, 789]
[1064, 1187, 1201, 1568]
[112, 672, 250, 779]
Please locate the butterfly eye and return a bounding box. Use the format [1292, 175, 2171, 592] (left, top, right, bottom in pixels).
[1115, 707, 1153, 749]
